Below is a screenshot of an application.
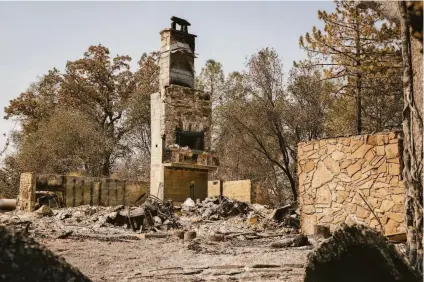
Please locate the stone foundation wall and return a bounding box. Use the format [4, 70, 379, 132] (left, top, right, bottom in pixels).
[298, 132, 405, 235]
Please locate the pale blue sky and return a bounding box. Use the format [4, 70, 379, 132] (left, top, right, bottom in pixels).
[0, 1, 335, 153]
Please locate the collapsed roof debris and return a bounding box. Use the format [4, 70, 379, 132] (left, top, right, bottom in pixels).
[0, 196, 301, 242]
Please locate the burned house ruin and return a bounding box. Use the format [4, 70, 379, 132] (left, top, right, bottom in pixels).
[150, 17, 218, 203]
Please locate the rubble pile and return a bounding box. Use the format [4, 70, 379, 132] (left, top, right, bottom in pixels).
[106, 195, 180, 232]
[180, 196, 299, 229]
[0, 195, 301, 244]
[0, 197, 180, 240]
[177, 196, 301, 240]
[181, 196, 252, 220]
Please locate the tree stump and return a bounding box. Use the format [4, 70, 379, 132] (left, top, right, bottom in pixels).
[304, 224, 420, 282]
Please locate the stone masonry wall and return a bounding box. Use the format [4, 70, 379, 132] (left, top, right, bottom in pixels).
[298, 132, 405, 236]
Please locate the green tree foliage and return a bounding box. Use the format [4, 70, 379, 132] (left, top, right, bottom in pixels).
[4, 45, 157, 177]
[17, 108, 108, 175]
[196, 59, 224, 105]
[299, 0, 402, 134]
[285, 61, 334, 143]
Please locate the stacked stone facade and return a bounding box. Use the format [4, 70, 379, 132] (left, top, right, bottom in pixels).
[298, 132, 405, 235]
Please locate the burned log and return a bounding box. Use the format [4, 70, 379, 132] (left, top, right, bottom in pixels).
[304, 224, 420, 282]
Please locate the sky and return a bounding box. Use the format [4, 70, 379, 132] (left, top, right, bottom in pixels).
[0, 1, 335, 155]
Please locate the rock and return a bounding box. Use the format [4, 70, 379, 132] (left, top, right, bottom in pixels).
[331, 150, 345, 161]
[386, 212, 404, 223]
[346, 161, 362, 177]
[388, 163, 400, 175]
[35, 205, 53, 217]
[304, 224, 420, 282]
[292, 234, 309, 247]
[311, 162, 334, 189]
[57, 230, 73, 239]
[391, 194, 404, 204]
[173, 230, 185, 239]
[352, 144, 373, 158]
[184, 231, 197, 241]
[303, 205, 315, 215]
[384, 219, 399, 234]
[316, 185, 332, 205]
[323, 157, 340, 175]
[378, 161, 387, 173]
[335, 191, 349, 203]
[356, 206, 370, 219]
[269, 238, 293, 248]
[304, 160, 315, 173]
[153, 216, 162, 225]
[208, 233, 225, 242]
[380, 200, 395, 212]
[209, 214, 220, 221]
[319, 215, 334, 224]
[182, 198, 195, 211]
[376, 146, 385, 156]
[340, 159, 352, 169]
[385, 143, 399, 159]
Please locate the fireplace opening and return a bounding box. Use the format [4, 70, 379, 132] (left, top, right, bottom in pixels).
[175, 129, 204, 151]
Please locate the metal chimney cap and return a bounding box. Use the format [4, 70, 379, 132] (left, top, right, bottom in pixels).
[171, 16, 191, 26]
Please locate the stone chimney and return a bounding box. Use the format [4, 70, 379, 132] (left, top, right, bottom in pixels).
[159, 16, 197, 89]
[150, 17, 217, 203]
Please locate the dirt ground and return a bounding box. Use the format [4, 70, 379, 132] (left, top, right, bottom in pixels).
[41, 235, 311, 281]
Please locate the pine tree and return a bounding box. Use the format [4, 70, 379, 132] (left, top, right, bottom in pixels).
[299, 0, 402, 134]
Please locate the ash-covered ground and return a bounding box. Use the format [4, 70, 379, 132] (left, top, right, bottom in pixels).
[0, 197, 317, 281]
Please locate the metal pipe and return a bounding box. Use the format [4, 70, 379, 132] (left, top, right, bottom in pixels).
[0, 199, 17, 211]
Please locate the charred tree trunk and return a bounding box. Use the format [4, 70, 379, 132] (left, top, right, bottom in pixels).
[102, 152, 112, 177]
[304, 224, 420, 282]
[398, 1, 423, 274]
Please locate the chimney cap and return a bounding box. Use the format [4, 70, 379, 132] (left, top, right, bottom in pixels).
[171, 16, 191, 27]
